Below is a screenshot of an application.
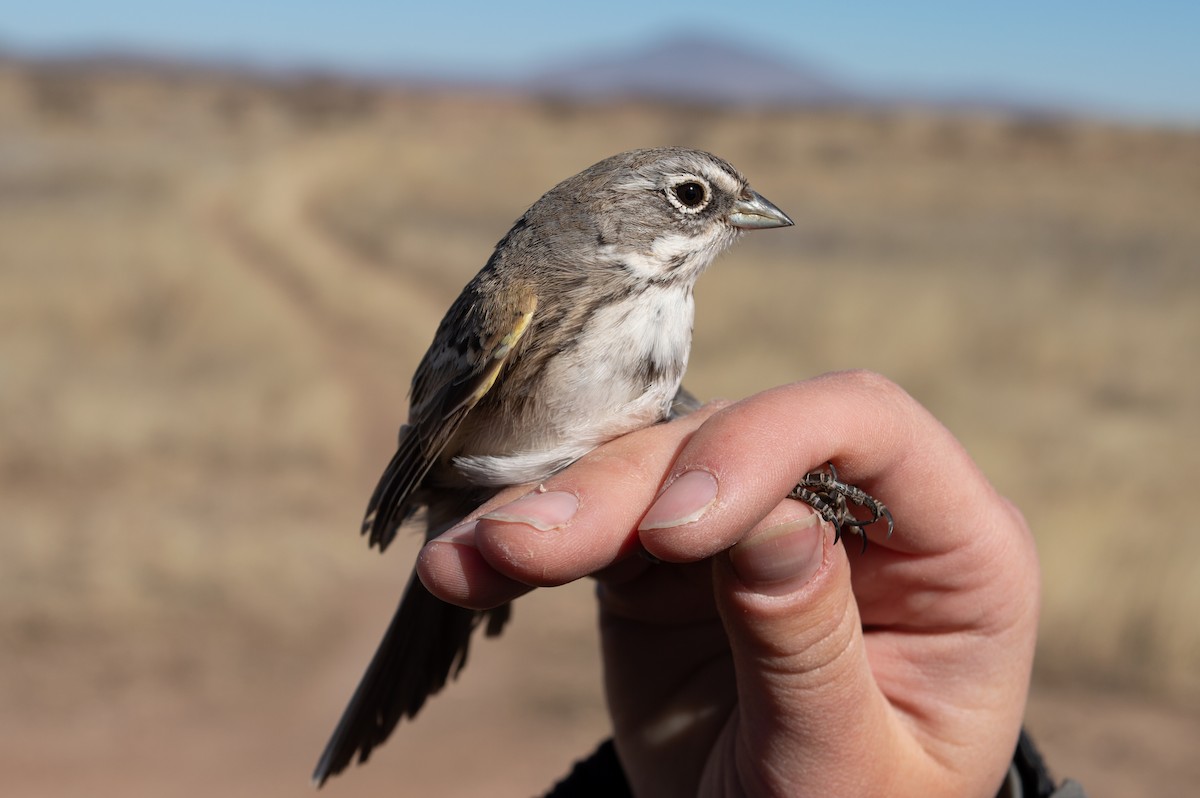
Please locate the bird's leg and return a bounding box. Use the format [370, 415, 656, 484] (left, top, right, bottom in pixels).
[788, 462, 894, 553]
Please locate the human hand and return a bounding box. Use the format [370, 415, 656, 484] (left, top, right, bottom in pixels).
[417, 371, 1040, 797]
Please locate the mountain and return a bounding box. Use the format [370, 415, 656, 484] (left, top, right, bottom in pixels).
[0, 32, 1082, 119]
[524, 34, 867, 106]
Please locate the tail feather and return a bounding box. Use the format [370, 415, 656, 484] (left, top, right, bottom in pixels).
[313, 575, 511, 786]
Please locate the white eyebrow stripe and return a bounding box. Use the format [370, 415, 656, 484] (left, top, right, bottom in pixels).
[612, 175, 659, 192]
[705, 166, 743, 196]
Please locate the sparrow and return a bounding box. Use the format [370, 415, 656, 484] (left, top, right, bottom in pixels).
[313, 147, 795, 785]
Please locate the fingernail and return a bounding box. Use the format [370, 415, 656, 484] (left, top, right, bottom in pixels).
[479, 490, 578, 531]
[433, 519, 478, 546]
[729, 513, 824, 589]
[639, 470, 718, 530]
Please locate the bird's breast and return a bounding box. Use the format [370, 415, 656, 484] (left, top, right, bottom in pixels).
[564, 282, 694, 395]
[451, 284, 695, 486]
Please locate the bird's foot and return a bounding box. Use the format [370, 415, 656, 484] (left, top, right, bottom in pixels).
[788, 462, 894, 553]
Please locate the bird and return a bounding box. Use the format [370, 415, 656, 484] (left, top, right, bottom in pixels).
[313, 147, 794, 785]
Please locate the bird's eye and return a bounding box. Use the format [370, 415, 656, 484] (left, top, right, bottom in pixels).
[672, 181, 708, 209]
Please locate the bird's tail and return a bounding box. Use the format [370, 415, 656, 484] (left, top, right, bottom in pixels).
[312, 573, 510, 786]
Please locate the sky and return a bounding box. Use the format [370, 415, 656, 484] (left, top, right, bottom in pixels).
[2, 1, 1198, 125]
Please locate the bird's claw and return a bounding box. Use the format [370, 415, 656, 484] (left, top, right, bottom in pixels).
[787, 462, 894, 553]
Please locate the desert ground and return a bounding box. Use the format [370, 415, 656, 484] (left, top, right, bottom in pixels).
[2, 60, 1198, 796]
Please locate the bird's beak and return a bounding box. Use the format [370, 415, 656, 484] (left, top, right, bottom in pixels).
[729, 190, 794, 230]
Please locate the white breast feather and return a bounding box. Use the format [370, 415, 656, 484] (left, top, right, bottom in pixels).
[453, 284, 695, 486]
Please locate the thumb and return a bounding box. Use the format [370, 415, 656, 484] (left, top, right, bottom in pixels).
[712, 500, 898, 796]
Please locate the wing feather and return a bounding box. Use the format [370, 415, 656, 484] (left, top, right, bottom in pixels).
[362, 289, 537, 551]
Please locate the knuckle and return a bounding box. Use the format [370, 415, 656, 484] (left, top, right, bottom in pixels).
[831, 368, 904, 399]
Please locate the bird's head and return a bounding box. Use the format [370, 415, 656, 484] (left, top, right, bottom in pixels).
[531, 147, 793, 284]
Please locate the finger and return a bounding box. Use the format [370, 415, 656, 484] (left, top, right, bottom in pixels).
[637, 370, 1000, 563]
[709, 499, 928, 795]
[415, 486, 536, 610]
[473, 405, 720, 584]
[416, 403, 724, 607]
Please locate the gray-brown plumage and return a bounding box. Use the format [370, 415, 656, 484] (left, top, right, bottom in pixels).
[313, 148, 793, 785]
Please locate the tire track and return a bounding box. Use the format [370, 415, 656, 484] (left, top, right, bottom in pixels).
[196, 133, 446, 457]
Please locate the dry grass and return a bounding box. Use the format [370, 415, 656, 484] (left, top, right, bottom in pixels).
[2, 60, 1198, 794]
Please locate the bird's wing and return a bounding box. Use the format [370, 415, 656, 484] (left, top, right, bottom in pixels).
[670, 385, 703, 419]
[361, 288, 538, 551]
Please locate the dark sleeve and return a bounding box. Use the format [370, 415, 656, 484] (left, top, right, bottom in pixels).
[542, 739, 632, 798]
[545, 730, 1085, 798]
[1007, 728, 1089, 798]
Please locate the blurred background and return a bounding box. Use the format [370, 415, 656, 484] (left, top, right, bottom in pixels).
[2, 2, 1198, 795]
